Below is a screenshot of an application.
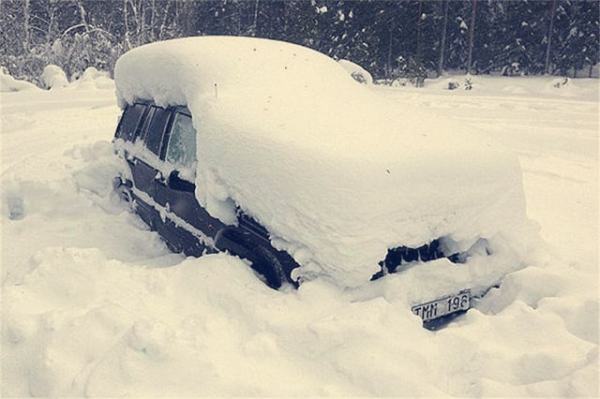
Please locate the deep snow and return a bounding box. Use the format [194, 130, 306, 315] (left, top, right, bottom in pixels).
[1, 74, 598, 397]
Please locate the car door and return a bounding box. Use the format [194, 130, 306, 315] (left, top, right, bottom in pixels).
[130, 104, 188, 240]
[157, 108, 225, 255]
[127, 105, 159, 199]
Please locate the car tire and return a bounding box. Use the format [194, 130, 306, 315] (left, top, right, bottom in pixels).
[253, 246, 287, 289]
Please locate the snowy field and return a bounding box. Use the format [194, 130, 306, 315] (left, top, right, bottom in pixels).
[1, 75, 598, 397]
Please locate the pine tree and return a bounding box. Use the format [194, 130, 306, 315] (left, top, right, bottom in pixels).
[445, 1, 470, 72]
[437, 0, 449, 75]
[544, 0, 558, 74]
[466, 0, 477, 74]
[551, 0, 595, 76]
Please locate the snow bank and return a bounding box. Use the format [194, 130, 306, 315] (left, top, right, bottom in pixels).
[0, 68, 40, 92]
[338, 59, 373, 85]
[41, 64, 69, 89]
[115, 37, 532, 288]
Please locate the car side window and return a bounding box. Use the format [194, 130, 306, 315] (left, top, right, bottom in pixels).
[144, 106, 171, 156]
[166, 112, 197, 170]
[116, 103, 146, 141]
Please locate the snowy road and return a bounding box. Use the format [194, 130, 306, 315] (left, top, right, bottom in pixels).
[1, 77, 598, 397]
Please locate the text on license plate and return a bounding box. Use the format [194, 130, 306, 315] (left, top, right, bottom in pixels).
[411, 290, 471, 322]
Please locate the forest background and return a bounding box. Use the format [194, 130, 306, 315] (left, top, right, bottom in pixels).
[1, 0, 598, 87]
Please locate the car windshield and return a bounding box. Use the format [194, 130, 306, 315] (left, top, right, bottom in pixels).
[166, 112, 196, 170]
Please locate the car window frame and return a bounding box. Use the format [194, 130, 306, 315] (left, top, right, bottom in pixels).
[119, 101, 196, 169]
[136, 106, 155, 143]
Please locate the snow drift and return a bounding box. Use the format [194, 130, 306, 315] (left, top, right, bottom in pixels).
[0, 68, 40, 92]
[114, 36, 532, 288]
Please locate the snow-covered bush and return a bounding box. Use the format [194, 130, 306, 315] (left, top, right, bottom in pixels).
[0, 67, 40, 92]
[338, 59, 373, 85]
[551, 77, 570, 88]
[447, 80, 461, 90]
[70, 67, 114, 90]
[391, 78, 409, 87]
[58, 32, 120, 79]
[80, 66, 109, 81]
[501, 62, 523, 76]
[0, 30, 120, 89]
[41, 64, 69, 89]
[464, 78, 473, 90]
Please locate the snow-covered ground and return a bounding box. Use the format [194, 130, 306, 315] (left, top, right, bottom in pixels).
[1, 75, 598, 397]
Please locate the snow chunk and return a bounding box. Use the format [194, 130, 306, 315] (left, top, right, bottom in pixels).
[338, 59, 373, 85]
[114, 36, 530, 288]
[41, 65, 69, 90]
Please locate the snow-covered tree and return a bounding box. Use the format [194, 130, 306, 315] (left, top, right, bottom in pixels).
[1, 0, 597, 84]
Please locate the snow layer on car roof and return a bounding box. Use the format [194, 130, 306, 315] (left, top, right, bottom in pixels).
[115, 36, 530, 287]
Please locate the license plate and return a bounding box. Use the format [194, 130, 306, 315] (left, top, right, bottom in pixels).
[411, 290, 471, 322]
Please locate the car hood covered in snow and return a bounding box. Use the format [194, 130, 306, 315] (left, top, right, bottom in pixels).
[115, 36, 528, 287]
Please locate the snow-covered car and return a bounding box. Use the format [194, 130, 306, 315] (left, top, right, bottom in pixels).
[112, 36, 534, 327]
